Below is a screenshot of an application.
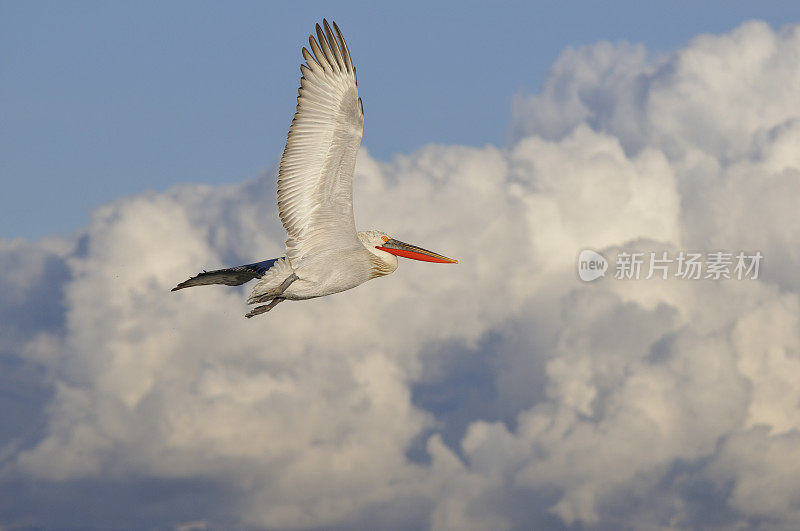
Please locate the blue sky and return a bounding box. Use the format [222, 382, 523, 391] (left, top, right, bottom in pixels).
[2, 1, 799, 239]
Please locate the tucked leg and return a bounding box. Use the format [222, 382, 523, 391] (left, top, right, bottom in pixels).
[249, 272, 299, 304]
[245, 297, 285, 318]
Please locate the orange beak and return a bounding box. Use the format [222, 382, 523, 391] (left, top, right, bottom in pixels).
[376, 238, 458, 264]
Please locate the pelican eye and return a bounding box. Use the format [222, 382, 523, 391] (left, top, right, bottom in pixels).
[381, 236, 389, 242]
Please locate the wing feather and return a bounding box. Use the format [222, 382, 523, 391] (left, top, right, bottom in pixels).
[171, 258, 281, 290]
[323, 20, 345, 71]
[277, 19, 364, 267]
[332, 22, 353, 73]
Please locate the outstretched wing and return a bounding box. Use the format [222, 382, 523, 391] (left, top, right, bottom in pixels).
[171, 258, 281, 291]
[277, 20, 364, 268]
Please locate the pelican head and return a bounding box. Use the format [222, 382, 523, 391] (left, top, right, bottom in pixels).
[358, 230, 458, 277]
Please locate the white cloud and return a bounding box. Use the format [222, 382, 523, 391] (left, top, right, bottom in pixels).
[2, 19, 800, 530]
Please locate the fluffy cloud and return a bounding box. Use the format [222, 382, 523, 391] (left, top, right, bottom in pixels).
[2, 19, 800, 530]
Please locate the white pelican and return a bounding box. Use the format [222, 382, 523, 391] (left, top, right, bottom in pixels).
[172, 20, 457, 317]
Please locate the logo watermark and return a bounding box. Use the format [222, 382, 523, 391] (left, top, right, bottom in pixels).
[577, 249, 609, 282]
[578, 250, 762, 282]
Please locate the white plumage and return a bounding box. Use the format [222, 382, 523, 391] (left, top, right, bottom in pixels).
[278, 21, 364, 268]
[172, 20, 457, 317]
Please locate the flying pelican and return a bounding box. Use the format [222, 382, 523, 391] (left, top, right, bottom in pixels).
[172, 20, 457, 317]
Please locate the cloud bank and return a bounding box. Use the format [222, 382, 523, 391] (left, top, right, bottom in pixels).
[2, 20, 800, 529]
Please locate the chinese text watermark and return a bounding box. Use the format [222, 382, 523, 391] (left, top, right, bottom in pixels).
[578, 250, 762, 282]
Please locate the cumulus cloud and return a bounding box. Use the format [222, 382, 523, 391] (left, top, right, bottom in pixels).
[2, 19, 800, 530]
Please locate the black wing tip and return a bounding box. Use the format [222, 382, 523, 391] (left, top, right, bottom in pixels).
[170, 270, 210, 292]
[171, 259, 279, 293]
[306, 19, 352, 75]
[315, 24, 327, 52]
[171, 277, 196, 291]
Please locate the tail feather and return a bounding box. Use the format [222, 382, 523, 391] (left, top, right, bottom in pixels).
[171, 258, 282, 291]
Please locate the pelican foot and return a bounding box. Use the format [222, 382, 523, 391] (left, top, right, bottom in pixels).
[245, 297, 285, 318]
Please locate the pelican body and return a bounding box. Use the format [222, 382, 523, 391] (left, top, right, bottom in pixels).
[172, 20, 457, 317]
